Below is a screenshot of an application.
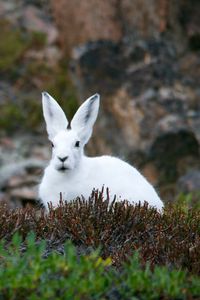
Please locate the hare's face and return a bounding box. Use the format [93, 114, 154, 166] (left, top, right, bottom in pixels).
[50, 130, 82, 172]
[42, 92, 100, 173]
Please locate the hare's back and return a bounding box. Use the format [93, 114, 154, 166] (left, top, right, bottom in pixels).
[88, 155, 144, 180]
[86, 155, 163, 208]
[87, 155, 153, 192]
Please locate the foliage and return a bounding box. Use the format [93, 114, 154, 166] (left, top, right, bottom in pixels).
[30, 31, 47, 49]
[0, 20, 30, 71]
[0, 20, 46, 74]
[0, 94, 43, 132]
[122, 252, 200, 300]
[46, 60, 78, 119]
[0, 59, 78, 132]
[0, 104, 25, 131]
[0, 190, 200, 276]
[0, 232, 199, 300]
[175, 192, 200, 211]
[0, 233, 111, 300]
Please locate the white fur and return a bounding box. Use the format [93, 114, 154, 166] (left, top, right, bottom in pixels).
[39, 92, 164, 211]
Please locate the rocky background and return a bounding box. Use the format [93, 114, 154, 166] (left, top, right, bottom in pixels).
[0, 0, 200, 208]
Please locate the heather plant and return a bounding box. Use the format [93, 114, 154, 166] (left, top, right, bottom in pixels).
[0, 190, 199, 276]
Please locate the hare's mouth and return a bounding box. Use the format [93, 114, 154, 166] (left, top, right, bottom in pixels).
[57, 166, 69, 172]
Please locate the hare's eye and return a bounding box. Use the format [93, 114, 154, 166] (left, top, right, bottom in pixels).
[51, 142, 54, 148]
[75, 141, 80, 148]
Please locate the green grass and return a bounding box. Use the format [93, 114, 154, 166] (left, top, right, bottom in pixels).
[0, 232, 199, 300]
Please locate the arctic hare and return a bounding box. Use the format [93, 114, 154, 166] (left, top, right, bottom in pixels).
[39, 92, 163, 210]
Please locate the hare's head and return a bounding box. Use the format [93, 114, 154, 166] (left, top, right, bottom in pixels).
[42, 92, 100, 172]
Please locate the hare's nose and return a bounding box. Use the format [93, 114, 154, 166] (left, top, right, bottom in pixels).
[58, 156, 68, 162]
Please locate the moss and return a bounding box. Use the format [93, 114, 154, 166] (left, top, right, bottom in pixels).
[23, 97, 43, 129]
[30, 31, 47, 49]
[0, 104, 25, 132]
[24, 60, 79, 120]
[46, 62, 78, 119]
[0, 61, 78, 133]
[0, 20, 30, 71]
[0, 19, 47, 76]
[0, 95, 43, 133]
[0, 18, 78, 132]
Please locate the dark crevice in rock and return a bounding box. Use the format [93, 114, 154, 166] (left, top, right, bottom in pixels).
[149, 130, 199, 183]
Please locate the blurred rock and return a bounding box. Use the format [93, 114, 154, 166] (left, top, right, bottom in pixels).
[52, 0, 200, 54]
[70, 37, 200, 198]
[52, 0, 122, 53]
[0, 159, 46, 205]
[53, 0, 200, 198]
[141, 163, 159, 186]
[1, 0, 200, 207]
[7, 174, 37, 188]
[22, 5, 58, 45]
[25, 46, 61, 66]
[0, 135, 49, 208]
[10, 186, 38, 201]
[179, 0, 200, 51]
[177, 170, 200, 193]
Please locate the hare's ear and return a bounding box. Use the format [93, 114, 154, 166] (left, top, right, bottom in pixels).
[71, 93, 100, 144]
[42, 92, 68, 140]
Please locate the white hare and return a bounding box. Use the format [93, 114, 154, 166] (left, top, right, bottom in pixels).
[39, 92, 164, 210]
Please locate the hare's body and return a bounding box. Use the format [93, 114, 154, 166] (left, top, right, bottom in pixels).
[39, 92, 164, 210]
[39, 155, 163, 209]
